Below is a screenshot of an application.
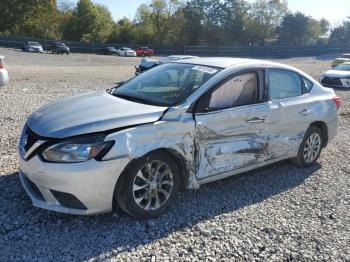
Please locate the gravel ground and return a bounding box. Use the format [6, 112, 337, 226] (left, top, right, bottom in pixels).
[0, 48, 349, 261]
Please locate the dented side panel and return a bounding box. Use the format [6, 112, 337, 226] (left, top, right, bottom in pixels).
[194, 103, 273, 180]
[103, 108, 199, 188]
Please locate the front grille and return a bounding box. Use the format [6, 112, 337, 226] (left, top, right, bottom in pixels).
[321, 77, 342, 87]
[50, 190, 87, 210]
[22, 174, 45, 201]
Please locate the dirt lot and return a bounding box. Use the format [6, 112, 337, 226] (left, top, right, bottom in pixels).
[0, 48, 349, 261]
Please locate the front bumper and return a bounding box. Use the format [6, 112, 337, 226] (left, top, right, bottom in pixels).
[19, 155, 129, 215]
[321, 76, 350, 88]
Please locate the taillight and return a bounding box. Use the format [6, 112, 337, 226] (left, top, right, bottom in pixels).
[333, 96, 341, 110]
[0, 64, 3, 69]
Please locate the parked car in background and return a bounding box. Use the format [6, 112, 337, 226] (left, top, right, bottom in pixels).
[321, 62, 350, 88]
[135, 55, 198, 75]
[117, 47, 136, 57]
[0, 56, 9, 87]
[50, 42, 70, 55]
[102, 47, 118, 55]
[135, 47, 154, 57]
[22, 41, 44, 53]
[332, 53, 350, 67]
[18, 58, 340, 218]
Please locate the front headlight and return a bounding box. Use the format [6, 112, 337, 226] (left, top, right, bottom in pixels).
[42, 135, 114, 163]
[340, 78, 350, 87]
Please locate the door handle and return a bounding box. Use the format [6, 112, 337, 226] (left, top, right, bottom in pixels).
[246, 117, 265, 123]
[299, 108, 311, 116]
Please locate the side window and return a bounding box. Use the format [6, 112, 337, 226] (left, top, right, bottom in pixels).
[268, 70, 302, 100]
[196, 72, 258, 112]
[302, 77, 314, 92]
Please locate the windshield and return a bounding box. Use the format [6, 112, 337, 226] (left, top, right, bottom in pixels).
[334, 64, 350, 71]
[340, 55, 350, 59]
[112, 63, 219, 107]
[56, 43, 66, 47]
[29, 42, 40, 46]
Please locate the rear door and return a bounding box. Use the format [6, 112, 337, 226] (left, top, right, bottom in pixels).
[194, 69, 273, 180]
[266, 69, 315, 158]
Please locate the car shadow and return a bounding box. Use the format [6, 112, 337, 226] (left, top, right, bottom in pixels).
[0, 161, 320, 260]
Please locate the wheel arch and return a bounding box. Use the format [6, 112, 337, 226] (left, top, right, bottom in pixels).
[112, 148, 190, 209]
[310, 121, 328, 147]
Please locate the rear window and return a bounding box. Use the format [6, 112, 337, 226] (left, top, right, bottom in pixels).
[303, 77, 314, 92]
[268, 69, 302, 100]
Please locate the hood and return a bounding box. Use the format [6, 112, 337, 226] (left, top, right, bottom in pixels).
[27, 91, 167, 138]
[323, 69, 350, 78]
[58, 46, 69, 50]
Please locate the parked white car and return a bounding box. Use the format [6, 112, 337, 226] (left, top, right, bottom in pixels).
[0, 56, 9, 87]
[22, 41, 44, 53]
[321, 62, 350, 88]
[331, 53, 350, 67]
[117, 47, 136, 57]
[18, 58, 340, 218]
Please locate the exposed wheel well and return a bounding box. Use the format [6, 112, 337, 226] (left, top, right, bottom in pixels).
[155, 148, 189, 191]
[113, 148, 190, 208]
[310, 121, 328, 147]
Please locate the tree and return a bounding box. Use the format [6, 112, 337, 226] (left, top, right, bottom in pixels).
[221, 0, 250, 45]
[183, 0, 224, 45]
[64, 0, 113, 42]
[149, 0, 181, 44]
[109, 18, 135, 44]
[0, 0, 59, 38]
[278, 12, 329, 45]
[247, 0, 288, 45]
[329, 18, 350, 44]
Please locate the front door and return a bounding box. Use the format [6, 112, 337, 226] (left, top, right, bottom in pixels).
[193, 70, 273, 180]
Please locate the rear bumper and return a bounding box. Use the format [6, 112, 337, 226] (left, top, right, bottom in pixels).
[327, 116, 338, 142]
[19, 155, 129, 215]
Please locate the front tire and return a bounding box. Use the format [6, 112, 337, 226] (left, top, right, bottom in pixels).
[291, 126, 323, 167]
[115, 151, 180, 219]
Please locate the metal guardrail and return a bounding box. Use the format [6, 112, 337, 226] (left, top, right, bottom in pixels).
[0, 34, 349, 58]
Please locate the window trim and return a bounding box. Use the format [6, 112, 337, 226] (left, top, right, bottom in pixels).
[192, 68, 266, 114]
[301, 76, 315, 93]
[266, 68, 305, 101]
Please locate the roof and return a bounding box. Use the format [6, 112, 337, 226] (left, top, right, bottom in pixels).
[174, 57, 287, 69]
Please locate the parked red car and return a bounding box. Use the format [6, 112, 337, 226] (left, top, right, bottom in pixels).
[135, 47, 154, 57]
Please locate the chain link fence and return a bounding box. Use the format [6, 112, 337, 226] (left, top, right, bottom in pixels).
[0, 34, 349, 58]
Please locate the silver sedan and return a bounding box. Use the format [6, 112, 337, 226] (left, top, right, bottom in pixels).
[18, 58, 340, 218]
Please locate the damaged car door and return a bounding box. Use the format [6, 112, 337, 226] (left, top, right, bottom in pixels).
[193, 69, 272, 181]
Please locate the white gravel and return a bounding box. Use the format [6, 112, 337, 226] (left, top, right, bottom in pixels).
[0, 48, 349, 261]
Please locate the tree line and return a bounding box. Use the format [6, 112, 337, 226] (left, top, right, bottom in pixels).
[0, 0, 349, 46]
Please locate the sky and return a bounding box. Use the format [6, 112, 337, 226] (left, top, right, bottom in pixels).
[80, 0, 349, 26]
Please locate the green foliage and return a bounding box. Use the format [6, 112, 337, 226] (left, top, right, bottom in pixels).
[63, 0, 113, 42]
[329, 18, 350, 44]
[0, 0, 59, 38]
[278, 12, 330, 45]
[0, 0, 346, 46]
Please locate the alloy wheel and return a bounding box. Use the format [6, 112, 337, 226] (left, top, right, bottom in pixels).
[132, 160, 174, 211]
[303, 133, 321, 163]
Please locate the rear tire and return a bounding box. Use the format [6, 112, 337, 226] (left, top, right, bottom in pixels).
[291, 126, 323, 167]
[115, 151, 180, 219]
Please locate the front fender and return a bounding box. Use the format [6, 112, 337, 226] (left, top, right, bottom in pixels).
[102, 115, 198, 189]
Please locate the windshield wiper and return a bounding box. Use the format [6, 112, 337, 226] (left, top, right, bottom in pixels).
[113, 93, 151, 105]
